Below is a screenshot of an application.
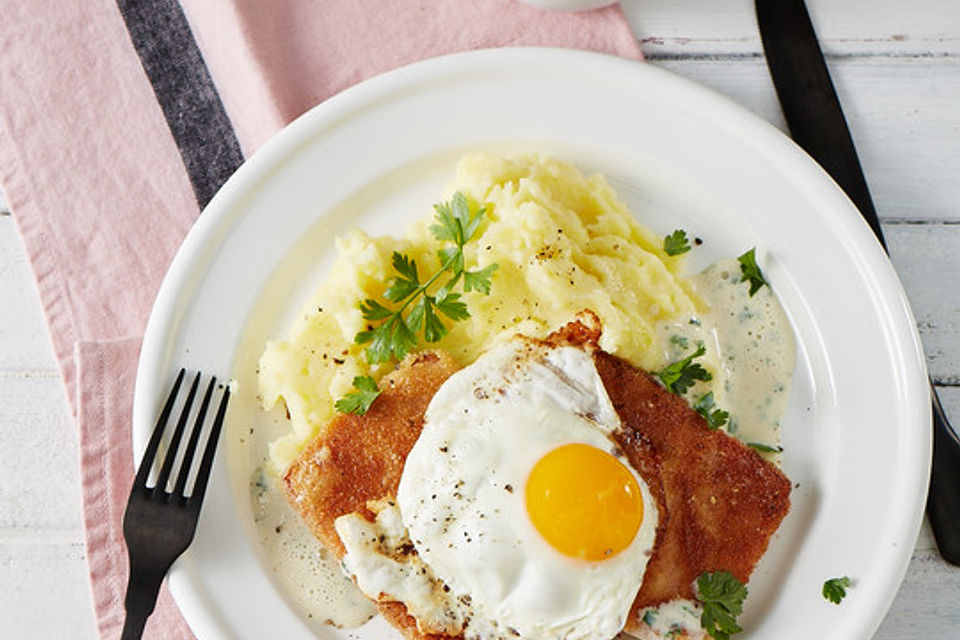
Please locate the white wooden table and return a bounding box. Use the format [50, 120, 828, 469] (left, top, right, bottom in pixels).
[1, 1, 957, 637]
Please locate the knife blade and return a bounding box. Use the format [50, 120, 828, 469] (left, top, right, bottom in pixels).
[755, 0, 960, 565]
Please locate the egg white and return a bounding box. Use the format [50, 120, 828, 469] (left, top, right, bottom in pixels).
[395, 337, 659, 640]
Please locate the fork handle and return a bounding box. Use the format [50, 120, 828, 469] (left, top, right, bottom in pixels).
[121, 567, 166, 640]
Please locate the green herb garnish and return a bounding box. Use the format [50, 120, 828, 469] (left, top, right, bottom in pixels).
[657, 344, 712, 395]
[747, 442, 783, 454]
[335, 375, 382, 415]
[822, 576, 852, 604]
[354, 192, 497, 364]
[697, 571, 748, 640]
[737, 248, 768, 297]
[664, 229, 692, 256]
[694, 392, 729, 429]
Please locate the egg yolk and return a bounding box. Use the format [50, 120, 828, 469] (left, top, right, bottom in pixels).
[525, 443, 643, 561]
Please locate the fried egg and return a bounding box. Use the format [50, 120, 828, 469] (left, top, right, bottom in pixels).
[390, 334, 659, 640]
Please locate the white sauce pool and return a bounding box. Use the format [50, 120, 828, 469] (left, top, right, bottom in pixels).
[249, 466, 376, 629]
[656, 258, 796, 460]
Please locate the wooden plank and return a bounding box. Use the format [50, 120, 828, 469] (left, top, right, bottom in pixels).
[653, 58, 960, 221]
[879, 552, 960, 638]
[0, 375, 81, 532]
[0, 217, 59, 370]
[878, 501, 960, 637]
[624, 0, 960, 57]
[885, 223, 960, 386]
[0, 541, 97, 640]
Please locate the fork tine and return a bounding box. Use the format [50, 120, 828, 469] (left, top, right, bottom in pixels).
[154, 372, 201, 495]
[172, 376, 217, 498]
[189, 383, 230, 505]
[133, 368, 186, 489]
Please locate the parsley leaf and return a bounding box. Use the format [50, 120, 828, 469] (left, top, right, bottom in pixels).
[463, 263, 498, 294]
[355, 313, 417, 363]
[434, 290, 470, 321]
[353, 192, 497, 366]
[383, 252, 421, 302]
[657, 344, 712, 395]
[737, 248, 768, 297]
[694, 392, 729, 429]
[358, 298, 393, 321]
[334, 375, 382, 415]
[697, 571, 748, 640]
[664, 229, 692, 256]
[747, 442, 783, 454]
[822, 576, 852, 604]
[430, 192, 482, 247]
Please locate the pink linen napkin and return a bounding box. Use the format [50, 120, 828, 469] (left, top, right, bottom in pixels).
[0, 1, 642, 637]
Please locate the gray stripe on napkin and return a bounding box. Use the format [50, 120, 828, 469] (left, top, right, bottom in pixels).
[116, 0, 245, 209]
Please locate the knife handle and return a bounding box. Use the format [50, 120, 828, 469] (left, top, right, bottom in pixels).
[755, 0, 885, 248]
[929, 387, 960, 564]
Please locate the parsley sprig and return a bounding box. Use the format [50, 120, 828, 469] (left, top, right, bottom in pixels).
[822, 576, 852, 604]
[355, 192, 497, 365]
[335, 375, 382, 415]
[657, 344, 712, 395]
[664, 229, 692, 256]
[697, 571, 748, 640]
[737, 248, 768, 297]
[694, 391, 729, 429]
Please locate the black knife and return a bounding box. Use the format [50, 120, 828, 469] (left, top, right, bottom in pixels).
[755, 0, 960, 565]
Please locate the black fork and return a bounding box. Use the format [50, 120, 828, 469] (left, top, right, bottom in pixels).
[120, 369, 230, 639]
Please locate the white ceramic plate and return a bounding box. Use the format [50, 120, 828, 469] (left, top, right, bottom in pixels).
[134, 48, 930, 640]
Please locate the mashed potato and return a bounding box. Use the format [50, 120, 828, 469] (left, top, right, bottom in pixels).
[259, 153, 700, 470]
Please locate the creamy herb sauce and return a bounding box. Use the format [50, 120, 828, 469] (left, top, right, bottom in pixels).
[250, 468, 376, 628]
[245, 256, 795, 634]
[657, 257, 795, 460]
